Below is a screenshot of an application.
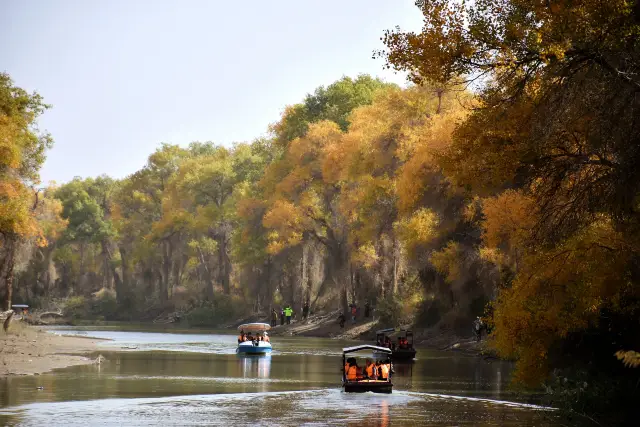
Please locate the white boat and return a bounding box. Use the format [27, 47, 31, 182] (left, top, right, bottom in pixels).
[236, 322, 272, 355]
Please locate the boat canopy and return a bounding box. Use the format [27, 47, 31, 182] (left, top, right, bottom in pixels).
[343, 344, 392, 354]
[237, 322, 271, 332]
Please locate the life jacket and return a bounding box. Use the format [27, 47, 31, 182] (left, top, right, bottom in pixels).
[366, 364, 376, 378]
[380, 364, 390, 379]
[284, 307, 293, 316]
[346, 365, 358, 380]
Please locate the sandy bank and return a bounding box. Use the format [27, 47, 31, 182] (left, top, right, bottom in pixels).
[0, 323, 102, 377]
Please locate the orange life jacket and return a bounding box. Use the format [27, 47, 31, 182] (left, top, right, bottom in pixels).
[346, 365, 358, 380]
[380, 364, 390, 379]
[366, 364, 376, 378]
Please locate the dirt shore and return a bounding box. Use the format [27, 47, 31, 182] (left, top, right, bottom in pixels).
[0, 323, 101, 377]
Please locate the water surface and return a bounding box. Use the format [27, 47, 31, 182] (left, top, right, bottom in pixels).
[0, 328, 561, 426]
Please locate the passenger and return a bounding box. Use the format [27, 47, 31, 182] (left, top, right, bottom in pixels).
[238, 330, 245, 343]
[346, 360, 358, 381]
[264, 332, 270, 343]
[380, 362, 390, 380]
[365, 359, 377, 380]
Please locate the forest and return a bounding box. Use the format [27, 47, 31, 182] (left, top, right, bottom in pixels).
[1, 1, 639, 423]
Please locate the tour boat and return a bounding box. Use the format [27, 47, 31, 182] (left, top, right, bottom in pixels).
[342, 344, 393, 394]
[373, 328, 417, 361]
[236, 322, 272, 355]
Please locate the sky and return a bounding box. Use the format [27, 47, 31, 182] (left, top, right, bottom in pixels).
[1, 0, 424, 185]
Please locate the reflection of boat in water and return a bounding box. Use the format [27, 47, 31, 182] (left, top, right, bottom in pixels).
[374, 328, 417, 361]
[236, 323, 272, 354]
[238, 353, 271, 379]
[342, 345, 393, 394]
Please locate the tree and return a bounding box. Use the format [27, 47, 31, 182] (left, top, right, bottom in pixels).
[0, 73, 53, 310]
[379, 0, 640, 403]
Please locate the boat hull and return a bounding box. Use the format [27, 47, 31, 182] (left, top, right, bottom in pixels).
[373, 348, 416, 361]
[237, 342, 272, 354]
[343, 381, 393, 394]
[391, 348, 416, 361]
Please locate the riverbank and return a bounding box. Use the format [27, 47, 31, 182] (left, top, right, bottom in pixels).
[0, 322, 102, 377]
[257, 311, 491, 357]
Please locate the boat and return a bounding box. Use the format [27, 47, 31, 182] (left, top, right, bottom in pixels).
[236, 322, 272, 355]
[342, 344, 393, 394]
[374, 328, 417, 361]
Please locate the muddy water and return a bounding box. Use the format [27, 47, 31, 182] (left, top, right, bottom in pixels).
[0, 328, 562, 426]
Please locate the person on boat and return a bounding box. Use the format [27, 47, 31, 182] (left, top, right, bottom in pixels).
[377, 361, 390, 381]
[345, 359, 358, 381]
[264, 332, 270, 343]
[338, 312, 346, 328]
[238, 330, 246, 343]
[365, 359, 377, 380]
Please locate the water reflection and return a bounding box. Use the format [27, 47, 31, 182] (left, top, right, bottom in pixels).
[238, 355, 271, 379]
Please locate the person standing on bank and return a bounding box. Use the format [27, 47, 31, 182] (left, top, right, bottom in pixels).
[302, 302, 309, 320]
[280, 308, 285, 326]
[284, 305, 293, 324]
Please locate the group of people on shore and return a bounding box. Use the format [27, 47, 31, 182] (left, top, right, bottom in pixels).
[270, 303, 311, 327]
[337, 301, 372, 328]
[344, 357, 391, 382]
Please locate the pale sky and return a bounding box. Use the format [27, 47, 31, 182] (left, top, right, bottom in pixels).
[1, 1, 423, 185]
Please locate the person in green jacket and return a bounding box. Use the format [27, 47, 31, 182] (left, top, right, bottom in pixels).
[284, 305, 293, 324]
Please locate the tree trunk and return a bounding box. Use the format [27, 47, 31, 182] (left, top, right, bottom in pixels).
[0, 235, 17, 311]
[197, 247, 215, 300]
[300, 243, 308, 313]
[160, 240, 171, 303]
[119, 246, 131, 293]
[102, 240, 126, 305]
[217, 232, 231, 294]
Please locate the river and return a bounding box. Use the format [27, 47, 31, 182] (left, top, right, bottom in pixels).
[0, 327, 563, 426]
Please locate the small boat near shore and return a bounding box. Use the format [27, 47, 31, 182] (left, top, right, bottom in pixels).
[236, 322, 272, 355]
[342, 344, 393, 394]
[374, 328, 417, 361]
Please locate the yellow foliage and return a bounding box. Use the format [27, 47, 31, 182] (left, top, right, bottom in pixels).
[491, 219, 631, 385]
[615, 350, 640, 368]
[0, 180, 40, 240]
[482, 189, 537, 251]
[395, 208, 439, 257]
[352, 243, 380, 268]
[430, 241, 464, 284]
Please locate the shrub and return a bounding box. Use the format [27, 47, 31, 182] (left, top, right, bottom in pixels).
[64, 296, 88, 319]
[185, 294, 246, 327]
[90, 289, 118, 320]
